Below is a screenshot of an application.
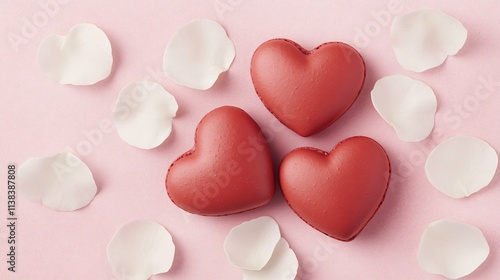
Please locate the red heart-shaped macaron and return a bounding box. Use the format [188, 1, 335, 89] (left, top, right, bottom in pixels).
[279, 136, 390, 241]
[251, 39, 365, 137]
[166, 106, 275, 216]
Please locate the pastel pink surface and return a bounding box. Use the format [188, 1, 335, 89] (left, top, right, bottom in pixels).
[1, 1, 499, 280]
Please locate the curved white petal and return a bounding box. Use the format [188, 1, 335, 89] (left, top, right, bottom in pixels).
[418, 219, 489, 279]
[18, 152, 97, 211]
[37, 23, 113, 85]
[391, 9, 467, 72]
[243, 238, 298, 280]
[224, 216, 281, 270]
[425, 136, 498, 198]
[163, 19, 235, 90]
[371, 75, 437, 142]
[107, 220, 175, 280]
[112, 81, 178, 149]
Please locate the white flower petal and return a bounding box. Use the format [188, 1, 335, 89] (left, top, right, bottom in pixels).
[224, 216, 281, 270]
[418, 219, 489, 279]
[37, 23, 113, 85]
[18, 152, 97, 211]
[425, 136, 498, 198]
[371, 75, 437, 142]
[391, 9, 467, 72]
[163, 19, 235, 90]
[107, 220, 175, 280]
[112, 81, 178, 149]
[243, 238, 298, 280]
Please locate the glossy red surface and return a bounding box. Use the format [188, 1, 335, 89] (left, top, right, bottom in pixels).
[279, 136, 391, 241]
[250, 39, 366, 137]
[166, 106, 275, 216]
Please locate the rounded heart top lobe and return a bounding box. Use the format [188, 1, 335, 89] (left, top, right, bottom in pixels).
[166, 106, 275, 216]
[251, 39, 366, 137]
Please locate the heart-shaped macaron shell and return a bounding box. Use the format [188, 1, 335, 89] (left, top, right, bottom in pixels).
[251, 39, 365, 137]
[279, 136, 390, 241]
[166, 106, 275, 216]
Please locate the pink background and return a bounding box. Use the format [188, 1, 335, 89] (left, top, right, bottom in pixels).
[1, 1, 499, 279]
